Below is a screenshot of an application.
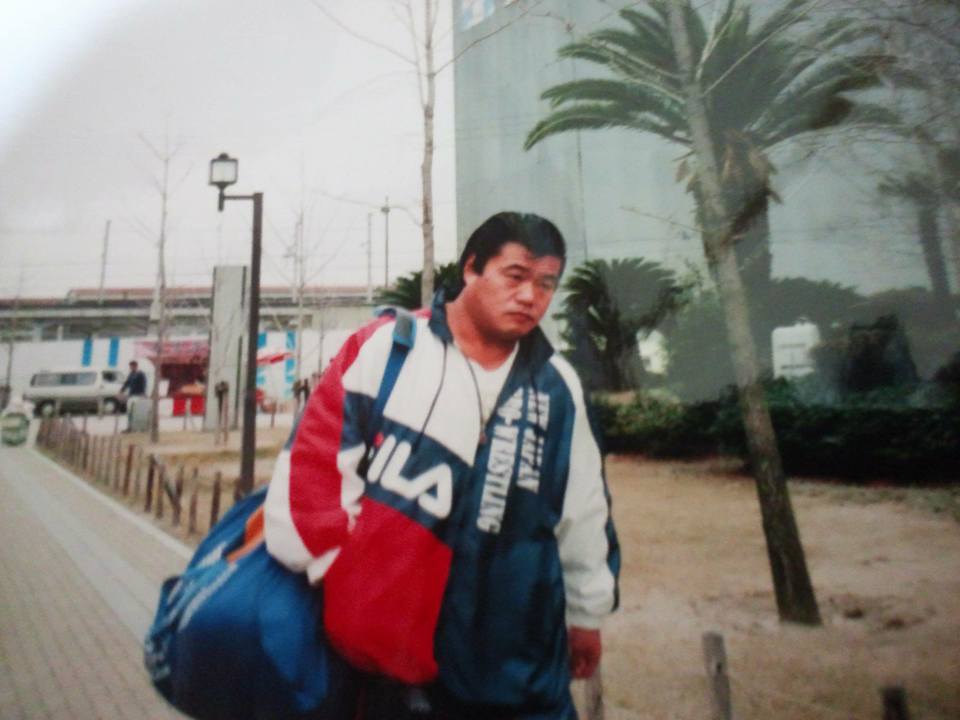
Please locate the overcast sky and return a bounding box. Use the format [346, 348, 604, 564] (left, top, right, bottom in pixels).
[0, 0, 457, 298]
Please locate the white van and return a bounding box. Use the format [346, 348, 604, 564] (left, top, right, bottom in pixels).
[24, 367, 127, 417]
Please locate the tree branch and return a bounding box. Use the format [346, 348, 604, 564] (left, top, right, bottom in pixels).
[307, 0, 417, 66]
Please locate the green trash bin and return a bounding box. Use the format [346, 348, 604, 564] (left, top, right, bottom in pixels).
[1, 412, 30, 447]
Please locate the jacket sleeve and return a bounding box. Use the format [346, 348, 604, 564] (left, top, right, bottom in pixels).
[264, 317, 392, 583]
[552, 360, 620, 629]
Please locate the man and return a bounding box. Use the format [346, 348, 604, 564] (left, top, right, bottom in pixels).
[120, 360, 147, 431]
[265, 212, 619, 719]
[120, 360, 148, 398]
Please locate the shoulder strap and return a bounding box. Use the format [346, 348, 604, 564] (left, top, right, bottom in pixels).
[366, 307, 417, 447]
[286, 307, 417, 454]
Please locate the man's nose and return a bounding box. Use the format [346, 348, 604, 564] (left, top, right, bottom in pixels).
[515, 280, 535, 304]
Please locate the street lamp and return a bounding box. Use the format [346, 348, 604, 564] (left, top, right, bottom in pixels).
[209, 152, 262, 497]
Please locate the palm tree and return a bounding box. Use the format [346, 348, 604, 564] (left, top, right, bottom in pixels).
[525, 0, 908, 293]
[524, 0, 913, 625]
[376, 262, 460, 310]
[557, 258, 681, 391]
[879, 174, 953, 310]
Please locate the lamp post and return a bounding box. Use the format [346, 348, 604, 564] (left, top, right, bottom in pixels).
[209, 152, 262, 497]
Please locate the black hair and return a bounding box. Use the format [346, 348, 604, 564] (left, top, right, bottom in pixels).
[458, 212, 566, 284]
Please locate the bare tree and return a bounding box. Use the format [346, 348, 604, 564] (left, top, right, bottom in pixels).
[139, 133, 182, 443]
[309, 0, 439, 306]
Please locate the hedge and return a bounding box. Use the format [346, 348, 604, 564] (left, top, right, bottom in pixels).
[595, 386, 960, 483]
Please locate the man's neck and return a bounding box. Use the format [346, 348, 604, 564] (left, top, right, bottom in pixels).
[445, 298, 517, 370]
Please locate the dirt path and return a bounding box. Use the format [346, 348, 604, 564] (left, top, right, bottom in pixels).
[597, 456, 960, 719]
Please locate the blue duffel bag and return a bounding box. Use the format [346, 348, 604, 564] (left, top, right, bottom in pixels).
[144, 487, 359, 720]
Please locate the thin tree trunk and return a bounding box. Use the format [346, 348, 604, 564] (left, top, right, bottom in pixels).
[916, 200, 952, 307]
[667, 0, 820, 625]
[150, 151, 170, 444]
[420, 0, 437, 308]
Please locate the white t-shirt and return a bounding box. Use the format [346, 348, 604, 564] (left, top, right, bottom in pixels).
[460, 343, 518, 425]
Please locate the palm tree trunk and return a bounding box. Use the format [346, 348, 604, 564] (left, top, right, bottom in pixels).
[916, 199, 953, 308]
[667, 0, 820, 625]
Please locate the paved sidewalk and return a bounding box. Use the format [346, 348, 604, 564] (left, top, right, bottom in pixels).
[0, 444, 189, 719]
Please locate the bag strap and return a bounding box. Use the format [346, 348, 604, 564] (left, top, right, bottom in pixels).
[365, 307, 417, 447]
[286, 307, 416, 456]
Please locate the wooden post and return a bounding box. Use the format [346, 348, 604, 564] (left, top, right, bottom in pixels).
[91, 436, 100, 480]
[106, 436, 116, 486]
[134, 448, 144, 499]
[703, 632, 732, 720]
[271, 407, 276, 428]
[82, 414, 88, 433]
[96, 436, 106, 483]
[113, 440, 124, 490]
[210, 472, 222, 528]
[99, 436, 109, 484]
[882, 687, 910, 720]
[113, 413, 120, 435]
[172, 466, 185, 526]
[122, 444, 135, 495]
[156, 464, 165, 519]
[188, 468, 199, 535]
[145, 455, 156, 512]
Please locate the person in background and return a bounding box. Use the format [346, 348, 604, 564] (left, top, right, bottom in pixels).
[120, 360, 147, 431]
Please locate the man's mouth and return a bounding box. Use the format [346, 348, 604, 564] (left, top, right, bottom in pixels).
[506, 312, 535, 323]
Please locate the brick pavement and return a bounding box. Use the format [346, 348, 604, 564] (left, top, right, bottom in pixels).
[0, 445, 189, 719]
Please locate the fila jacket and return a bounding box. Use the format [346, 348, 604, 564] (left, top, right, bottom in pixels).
[264, 290, 620, 718]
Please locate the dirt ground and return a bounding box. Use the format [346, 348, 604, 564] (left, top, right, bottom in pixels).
[64, 428, 960, 719]
[593, 455, 960, 720]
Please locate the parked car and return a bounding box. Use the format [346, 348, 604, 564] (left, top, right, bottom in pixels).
[24, 367, 127, 417]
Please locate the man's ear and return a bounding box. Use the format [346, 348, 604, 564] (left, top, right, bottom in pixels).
[462, 254, 480, 286]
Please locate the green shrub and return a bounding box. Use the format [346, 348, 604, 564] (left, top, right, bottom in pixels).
[594, 381, 960, 482]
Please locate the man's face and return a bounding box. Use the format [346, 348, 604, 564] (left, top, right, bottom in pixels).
[462, 242, 562, 342]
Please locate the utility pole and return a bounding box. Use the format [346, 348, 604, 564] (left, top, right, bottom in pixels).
[2, 269, 24, 409]
[294, 207, 305, 384]
[98, 220, 111, 305]
[381, 196, 391, 287]
[366, 212, 374, 303]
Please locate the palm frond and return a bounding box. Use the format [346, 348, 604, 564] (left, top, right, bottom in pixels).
[541, 78, 685, 126]
[524, 105, 687, 150]
[558, 40, 682, 102]
[754, 54, 902, 142]
[764, 100, 902, 146]
[753, 0, 815, 47]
